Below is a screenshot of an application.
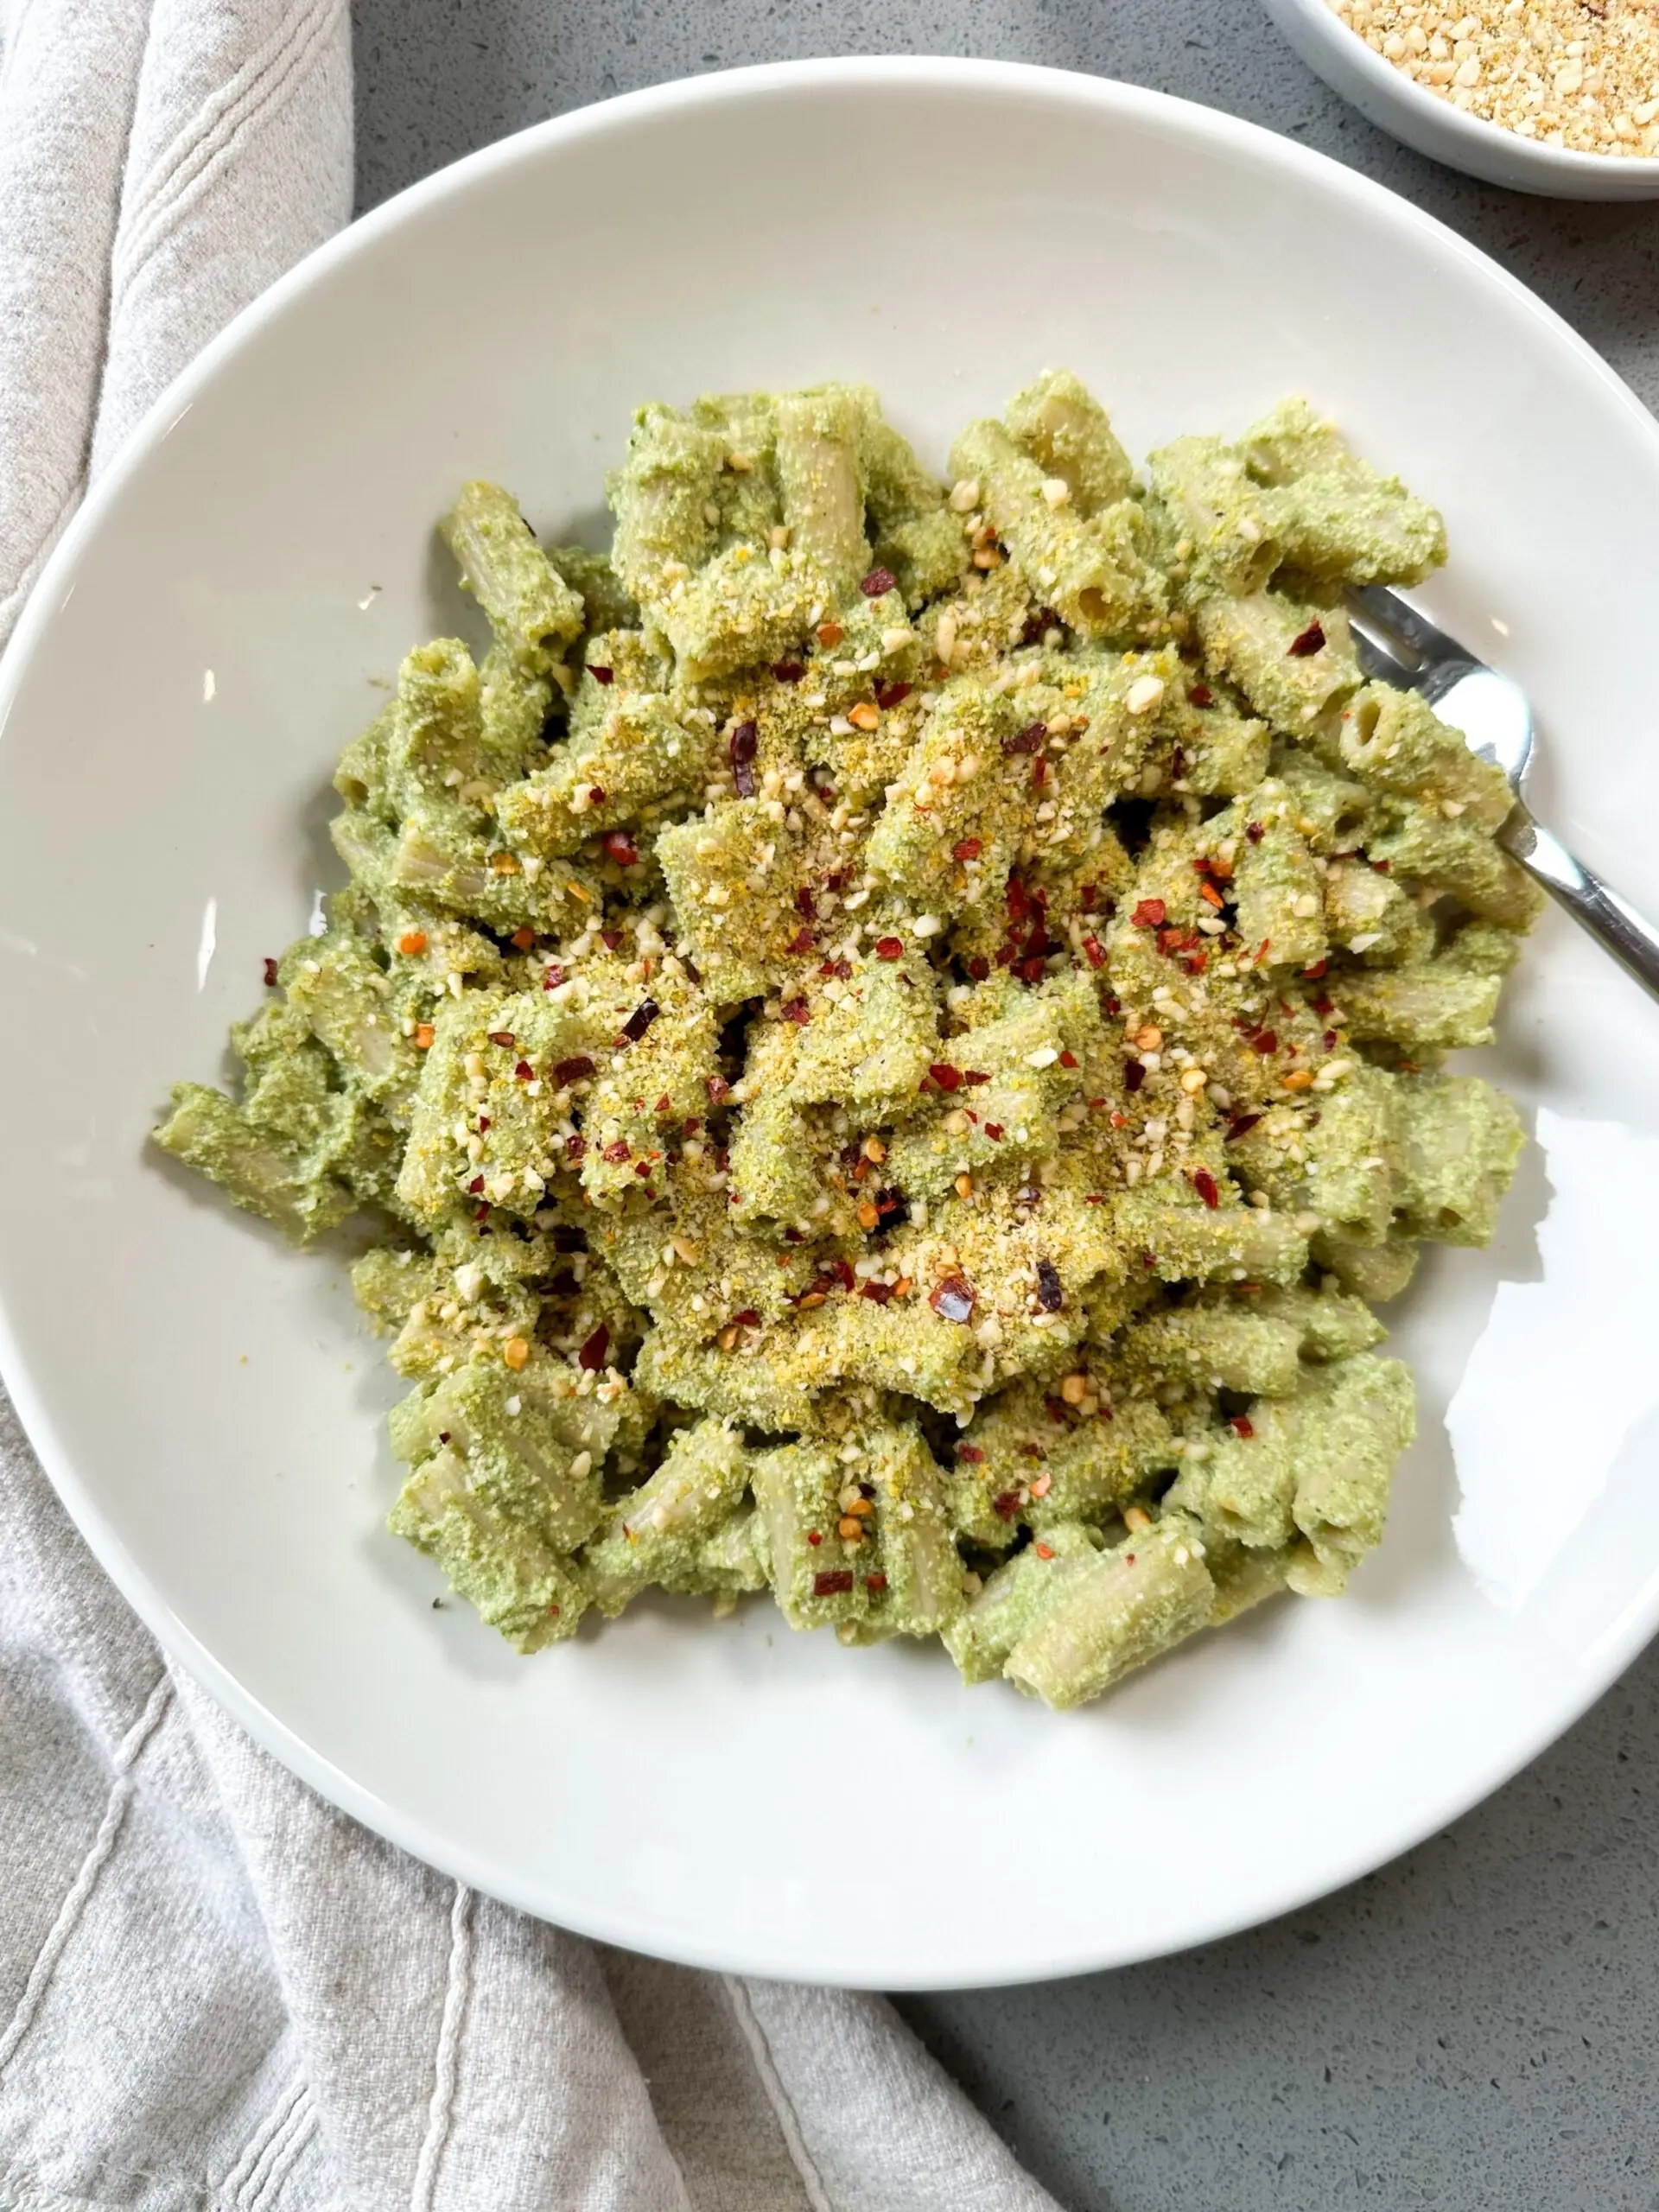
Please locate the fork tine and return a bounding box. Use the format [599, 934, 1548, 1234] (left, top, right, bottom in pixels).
[1352, 584, 1477, 671]
[1344, 601, 1421, 690]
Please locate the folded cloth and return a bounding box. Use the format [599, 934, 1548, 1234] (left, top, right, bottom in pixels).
[0, 12, 1062, 2207]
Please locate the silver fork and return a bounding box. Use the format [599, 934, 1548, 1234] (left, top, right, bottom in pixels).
[1345, 585, 1659, 1003]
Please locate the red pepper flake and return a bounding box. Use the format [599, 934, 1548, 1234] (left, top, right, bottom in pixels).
[1123, 1059, 1146, 1094]
[963, 1070, 990, 1087]
[860, 567, 898, 596]
[552, 1055, 594, 1086]
[730, 1308, 760, 1328]
[588, 786, 607, 805]
[509, 927, 537, 952]
[771, 659, 805, 683]
[929, 1062, 963, 1092]
[1192, 1168, 1221, 1209]
[952, 836, 982, 863]
[865, 1573, 889, 1592]
[930, 1275, 976, 1323]
[1230, 1414, 1255, 1440]
[1005, 721, 1047, 756]
[957, 1443, 985, 1464]
[707, 1074, 730, 1105]
[1131, 897, 1166, 929]
[262, 957, 280, 987]
[467, 1174, 486, 1195]
[578, 1324, 610, 1372]
[984, 1121, 1005, 1141]
[794, 887, 817, 920]
[1226, 1111, 1264, 1141]
[618, 998, 660, 1044]
[813, 1569, 855, 1596]
[487, 1030, 516, 1047]
[1287, 619, 1327, 658]
[825, 1257, 855, 1292]
[991, 1491, 1022, 1522]
[1246, 821, 1265, 844]
[1188, 683, 1215, 707]
[1302, 958, 1328, 981]
[589, 664, 613, 685]
[874, 936, 904, 961]
[514, 1058, 533, 1080]
[543, 963, 567, 991]
[875, 679, 912, 710]
[474, 1203, 492, 1222]
[1082, 934, 1107, 969]
[782, 996, 811, 1026]
[967, 955, 991, 981]
[729, 719, 759, 797]
[1058, 1049, 1078, 1070]
[1253, 1029, 1278, 1056]
[601, 1139, 631, 1164]
[807, 1530, 822, 1546]
[787, 926, 816, 956]
[601, 830, 640, 868]
[1031, 758, 1049, 788]
[1035, 1257, 1065, 1312]
[860, 1280, 894, 1305]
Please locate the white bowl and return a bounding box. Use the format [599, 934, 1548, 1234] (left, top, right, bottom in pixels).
[5, 58, 1659, 1988]
[1262, 0, 1659, 197]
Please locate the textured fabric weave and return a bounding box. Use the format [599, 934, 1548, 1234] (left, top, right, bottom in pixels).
[0, 11, 1061, 2206]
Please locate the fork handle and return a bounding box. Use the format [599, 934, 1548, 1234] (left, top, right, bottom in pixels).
[1506, 810, 1659, 1005]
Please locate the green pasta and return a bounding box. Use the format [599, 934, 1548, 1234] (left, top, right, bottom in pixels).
[153, 375, 1535, 1711]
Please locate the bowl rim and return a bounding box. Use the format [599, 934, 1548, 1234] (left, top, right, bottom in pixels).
[1263, 0, 1659, 184]
[6, 53, 1659, 1985]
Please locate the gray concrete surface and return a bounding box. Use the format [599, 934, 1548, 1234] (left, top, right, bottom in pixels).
[350, 6, 1659, 2203]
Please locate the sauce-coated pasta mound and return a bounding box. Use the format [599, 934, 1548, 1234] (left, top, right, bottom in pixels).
[156, 375, 1534, 1710]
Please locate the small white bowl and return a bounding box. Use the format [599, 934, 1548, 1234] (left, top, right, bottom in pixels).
[1262, 0, 1659, 197]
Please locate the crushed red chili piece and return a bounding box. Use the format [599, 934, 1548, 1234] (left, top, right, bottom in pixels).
[929, 1062, 963, 1091]
[782, 997, 811, 1025]
[1131, 897, 1167, 929]
[795, 887, 817, 918]
[1227, 1112, 1264, 1141]
[1253, 1030, 1278, 1055]
[566, 1134, 587, 1160]
[588, 786, 606, 805]
[787, 926, 816, 955]
[952, 836, 982, 862]
[514, 1058, 533, 1080]
[860, 567, 898, 596]
[730, 1308, 760, 1328]
[771, 659, 805, 683]
[930, 1275, 976, 1323]
[1082, 935, 1107, 969]
[1246, 821, 1265, 844]
[807, 1530, 822, 1546]
[984, 1121, 1005, 1140]
[1058, 1049, 1078, 1069]
[1287, 619, 1327, 658]
[588, 664, 613, 684]
[865, 1573, 889, 1592]
[1303, 958, 1328, 981]
[487, 1030, 516, 1047]
[875, 679, 912, 709]
[601, 830, 640, 868]
[729, 718, 759, 797]
[262, 957, 279, 987]
[1006, 721, 1047, 755]
[601, 1139, 631, 1163]
[991, 1491, 1022, 1522]
[618, 998, 660, 1044]
[578, 1325, 610, 1372]
[874, 936, 904, 960]
[1123, 1059, 1146, 1094]
[860, 1280, 894, 1305]
[1192, 1168, 1221, 1209]
[963, 1070, 990, 1087]
[1230, 1414, 1255, 1440]
[967, 955, 991, 981]
[813, 1569, 855, 1596]
[1188, 683, 1215, 707]
[467, 1174, 485, 1194]
[1035, 1257, 1065, 1312]
[552, 1055, 594, 1087]
[543, 963, 567, 990]
[707, 1074, 730, 1104]
[957, 1443, 985, 1463]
